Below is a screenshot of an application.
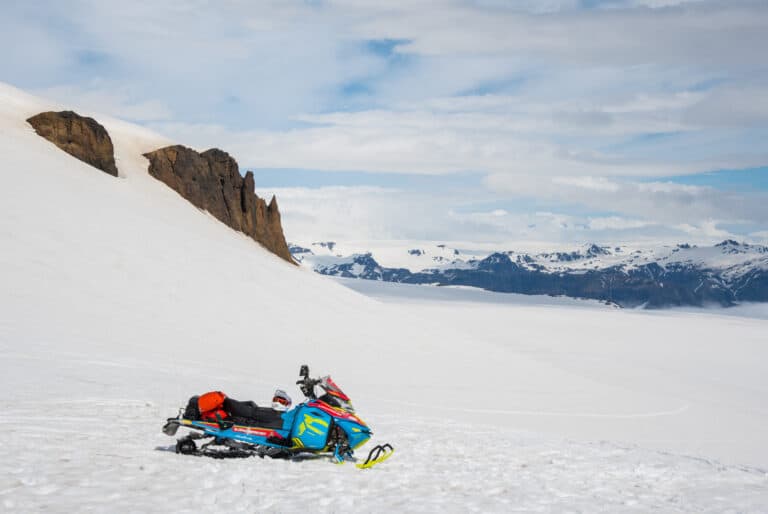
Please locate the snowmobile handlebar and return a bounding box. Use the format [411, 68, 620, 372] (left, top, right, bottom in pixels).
[297, 365, 322, 399]
[296, 377, 321, 399]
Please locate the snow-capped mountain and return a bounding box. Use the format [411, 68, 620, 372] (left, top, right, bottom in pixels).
[291, 240, 768, 307]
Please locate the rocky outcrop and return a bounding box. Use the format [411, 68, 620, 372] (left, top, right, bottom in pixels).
[27, 111, 118, 176]
[143, 145, 293, 264]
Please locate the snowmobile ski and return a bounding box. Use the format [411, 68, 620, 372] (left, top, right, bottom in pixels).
[356, 443, 394, 469]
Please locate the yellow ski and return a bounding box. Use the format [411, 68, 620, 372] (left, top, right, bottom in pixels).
[356, 443, 394, 469]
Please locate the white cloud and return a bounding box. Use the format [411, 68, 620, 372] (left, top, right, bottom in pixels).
[552, 176, 621, 192]
[5, 1, 767, 180]
[33, 85, 173, 121]
[260, 186, 449, 241]
[674, 220, 732, 240]
[259, 183, 751, 246]
[150, 90, 768, 180]
[682, 85, 768, 128]
[339, 0, 768, 70]
[443, 205, 742, 245]
[4, 1, 767, 124]
[587, 216, 650, 231]
[750, 231, 768, 244]
[486, 174, 768, 228]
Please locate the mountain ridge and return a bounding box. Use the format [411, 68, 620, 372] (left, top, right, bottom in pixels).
[291, 240, 768, 307]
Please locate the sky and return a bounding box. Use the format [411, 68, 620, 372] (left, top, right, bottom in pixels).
[2, 0, 768, 247]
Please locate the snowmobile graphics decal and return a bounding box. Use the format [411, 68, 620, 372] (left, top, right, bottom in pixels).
[233, 426, 281, 438]
[308, 399, 367, 426]
[181, 419, 282, 439]
[297, 413, 328, 436]
[290, 407, 332, 450]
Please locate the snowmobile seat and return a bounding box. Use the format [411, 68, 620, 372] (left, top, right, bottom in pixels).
[184, 395, 201, 420]
[223, 398, 284, 429]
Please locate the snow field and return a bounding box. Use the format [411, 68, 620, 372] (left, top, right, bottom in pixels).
[1, 391, 766, 512]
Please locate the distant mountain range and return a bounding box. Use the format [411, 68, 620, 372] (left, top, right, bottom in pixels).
[290, 240, 768, 308]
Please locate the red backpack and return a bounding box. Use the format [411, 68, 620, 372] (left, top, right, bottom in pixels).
[197, 391, 228, 421]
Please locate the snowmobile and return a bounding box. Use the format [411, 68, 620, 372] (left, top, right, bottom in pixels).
[162, 365, 393, 468]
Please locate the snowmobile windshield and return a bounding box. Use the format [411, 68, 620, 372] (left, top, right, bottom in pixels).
[320, 376, 354, 411]
[320, 376, 351, 401]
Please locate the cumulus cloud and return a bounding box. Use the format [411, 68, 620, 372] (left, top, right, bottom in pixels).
[682, 84, 768, 128]
[34, 84, 173, 121]
[259, 182, 755, 246]
[4, 1, 767, 126]
[150, 92, 768, 181]
[485, 173, 768, 228]
[587, 217, 650, 231]
[340, 0, 768, 70]
[260, 186, 457, 241]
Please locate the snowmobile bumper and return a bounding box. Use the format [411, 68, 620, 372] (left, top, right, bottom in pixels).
[162, 418, 180, 436]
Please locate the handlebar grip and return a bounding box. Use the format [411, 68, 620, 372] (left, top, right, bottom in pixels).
[296, 377, 322, 389]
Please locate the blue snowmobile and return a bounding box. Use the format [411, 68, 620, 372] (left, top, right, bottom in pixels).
[162, 365, 393, 468]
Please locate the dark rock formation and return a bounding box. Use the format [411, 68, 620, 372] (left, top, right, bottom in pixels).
[143, 145, 293, 263]
[27, 111, 118, 176]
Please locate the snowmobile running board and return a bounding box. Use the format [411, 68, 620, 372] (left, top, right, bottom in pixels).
[356, 443, 394, 469]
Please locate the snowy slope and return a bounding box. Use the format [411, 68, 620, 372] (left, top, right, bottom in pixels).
[1, 82, 768, 512]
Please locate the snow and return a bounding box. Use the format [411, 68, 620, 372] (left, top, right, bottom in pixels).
[1, 82, 768, 512]
[332, 276, 612, 308]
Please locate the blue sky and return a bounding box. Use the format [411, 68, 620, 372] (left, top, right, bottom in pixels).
[667, 167, 768, 192]
[2, 0, 767, 246]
